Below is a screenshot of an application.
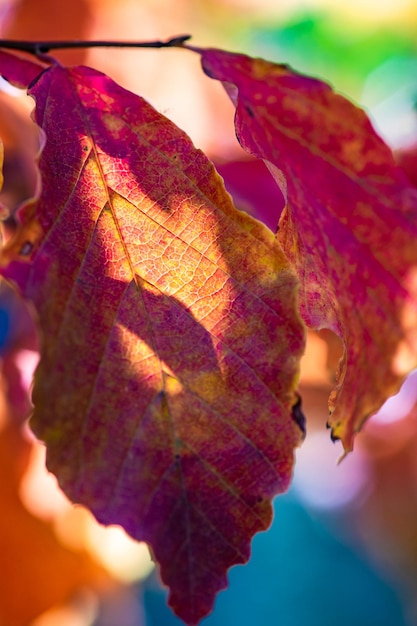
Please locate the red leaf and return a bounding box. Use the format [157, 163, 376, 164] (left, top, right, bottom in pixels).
[0, 49, 46, 89]
[197, 47, 417, 450]
[215, 157, 285, 230]
[0, 60, 305, 624]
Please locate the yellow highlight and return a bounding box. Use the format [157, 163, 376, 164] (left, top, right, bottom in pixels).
[85, 521, 154, 583]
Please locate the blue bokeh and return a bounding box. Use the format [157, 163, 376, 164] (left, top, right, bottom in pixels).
[0, 307, 11, 351]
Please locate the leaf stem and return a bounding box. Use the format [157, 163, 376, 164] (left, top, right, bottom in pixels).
[0, 35, 192, 57]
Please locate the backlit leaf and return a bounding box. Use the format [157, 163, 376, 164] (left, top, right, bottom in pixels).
[0, 57, 305, 625]
[197, 47, 417, 450]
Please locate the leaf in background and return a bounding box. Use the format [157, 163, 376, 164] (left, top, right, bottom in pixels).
[0, 50, 45, 89]
[215, 156, 285, 231]
[196, 47, 417, 450]
[0, 59, 305, 625]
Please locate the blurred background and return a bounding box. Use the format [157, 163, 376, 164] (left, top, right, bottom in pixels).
[0, 0, 417, 624]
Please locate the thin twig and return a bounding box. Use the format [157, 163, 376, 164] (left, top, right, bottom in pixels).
[0, 34, 192, 58]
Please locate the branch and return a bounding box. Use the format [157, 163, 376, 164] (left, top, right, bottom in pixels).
[0, 35, 192, 58]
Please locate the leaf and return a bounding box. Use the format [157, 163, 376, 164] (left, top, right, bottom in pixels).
[215, 156, 285, 230]
[196, 47, 417, 450]
[0, 50, 45, 89]
[0, 59, 305, 625]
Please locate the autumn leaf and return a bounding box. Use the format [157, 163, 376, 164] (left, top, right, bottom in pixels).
[215, 156, 285, 230]
[0, 53, 305, 625]
[195, 47, 417, 450]
[0, 50, 45, 89]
